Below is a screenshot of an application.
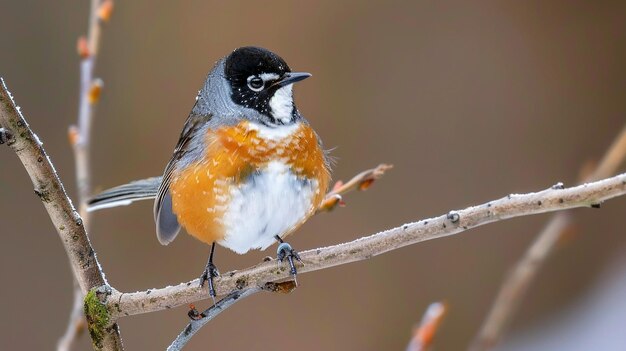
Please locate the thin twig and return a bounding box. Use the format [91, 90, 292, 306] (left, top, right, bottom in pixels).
[318, 163, 393, 211]
[166, 289, 261, 351]
[470, 125, 626, 351]
[0, 79, 123, 351]
[60, 1, 113, 350]
[166, 281, 296, 351]
[406, 302, 448, 351]
[57, 280, 87, 351]
[106, 172, 626, 320]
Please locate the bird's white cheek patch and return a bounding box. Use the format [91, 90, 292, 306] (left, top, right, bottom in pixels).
[269, 85, 294, 123]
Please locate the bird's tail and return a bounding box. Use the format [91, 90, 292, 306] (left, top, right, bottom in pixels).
[87, 176, 162, 212]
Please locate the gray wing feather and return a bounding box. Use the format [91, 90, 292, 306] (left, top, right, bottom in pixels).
[154, 113, 211, 245]
[155, 192, 179, 245]
[88, 177, 162, 211]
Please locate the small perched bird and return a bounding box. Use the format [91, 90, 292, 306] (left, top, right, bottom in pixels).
[88, 47, 331, 298]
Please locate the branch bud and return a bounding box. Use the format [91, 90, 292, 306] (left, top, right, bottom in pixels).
[98, 0, 114, 22]
[68, 125, 80, 146]
[77, 36, 90, 59]
[88, 79, 104, 105]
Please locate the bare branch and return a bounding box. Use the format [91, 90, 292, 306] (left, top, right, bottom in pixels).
[166, 281, 296, 351]
[406, 302, 448, 351]
[166, 289, 260, 351]
[60, 1, 114, 350]
[73, 0, 111, 217]
[107, 172, 626, 320]
[470, 125, 626, 351]
[0, 79, 123, 350]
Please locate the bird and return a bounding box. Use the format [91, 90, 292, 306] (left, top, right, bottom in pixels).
[88, 46, 331, 299]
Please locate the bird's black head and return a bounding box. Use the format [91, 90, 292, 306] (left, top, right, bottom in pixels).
[224, 47, 311, 125]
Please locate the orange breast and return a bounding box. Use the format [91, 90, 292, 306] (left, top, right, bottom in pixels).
[168, 121, 330, 246]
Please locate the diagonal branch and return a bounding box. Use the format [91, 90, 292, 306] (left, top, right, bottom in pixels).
[0, 79, 123, 350]
[470, 125, 626, 351]
[166, 281, 296, 351]
[166, 289, 262, 351]
[107, 171, 626, 320]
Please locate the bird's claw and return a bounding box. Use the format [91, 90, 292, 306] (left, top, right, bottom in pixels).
[277, 242, 302, 276]
[199, 262, 220, 302]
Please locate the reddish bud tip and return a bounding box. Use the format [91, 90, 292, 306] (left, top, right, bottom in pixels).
[77, 36, 90, 58]
[358, 178, 375, 191]
[88, 79, 104, 104]
[68, 125, 80, 146]
[98, 0, 114, 22]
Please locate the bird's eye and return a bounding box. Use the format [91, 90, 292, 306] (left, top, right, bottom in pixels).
[247, 76, 264, 91]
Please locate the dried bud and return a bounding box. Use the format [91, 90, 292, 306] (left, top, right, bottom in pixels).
[407, 302, 448, 351]
[98, 0, 114, 22]
[187, 304, 205, 320]
[319, 194, 344, 212]
[88, 79, 104, 104]
[68, 125, 80, 146]
[358, 178, 375, 191]
[77, 36, 90, 58]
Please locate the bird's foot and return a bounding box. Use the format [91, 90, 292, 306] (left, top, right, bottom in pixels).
[199, 262, 220, 303]
[277, 241, 302, 284]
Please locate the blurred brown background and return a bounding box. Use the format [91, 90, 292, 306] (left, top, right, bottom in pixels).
[1, 1, 626, 350]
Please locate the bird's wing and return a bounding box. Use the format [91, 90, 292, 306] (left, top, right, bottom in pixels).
[154, 113, 211, 245]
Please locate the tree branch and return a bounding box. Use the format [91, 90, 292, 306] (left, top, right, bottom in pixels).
[59, 1, 114, 350]
[470, 125, 626, 351]
[0, 79, 123, 350]
[166, 289, 261, 351]
[107, 172, 626, 320]
[166, 281, 296, 351]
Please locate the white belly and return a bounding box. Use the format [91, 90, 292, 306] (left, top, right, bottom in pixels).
[218, 161, 317, 254]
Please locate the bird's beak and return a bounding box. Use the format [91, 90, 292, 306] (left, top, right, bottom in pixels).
[273, 72, 312, 88]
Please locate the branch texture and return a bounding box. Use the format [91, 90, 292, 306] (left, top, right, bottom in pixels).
[107, 172, 626, 320]
[0, 79, 122, 350]
[60, 1, 114, 350]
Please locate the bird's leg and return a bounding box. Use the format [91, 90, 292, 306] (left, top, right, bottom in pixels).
[199, 242, 220, 303]
[275, 235, 302, 284]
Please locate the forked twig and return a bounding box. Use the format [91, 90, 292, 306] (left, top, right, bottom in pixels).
[319, 163, 393, 211]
